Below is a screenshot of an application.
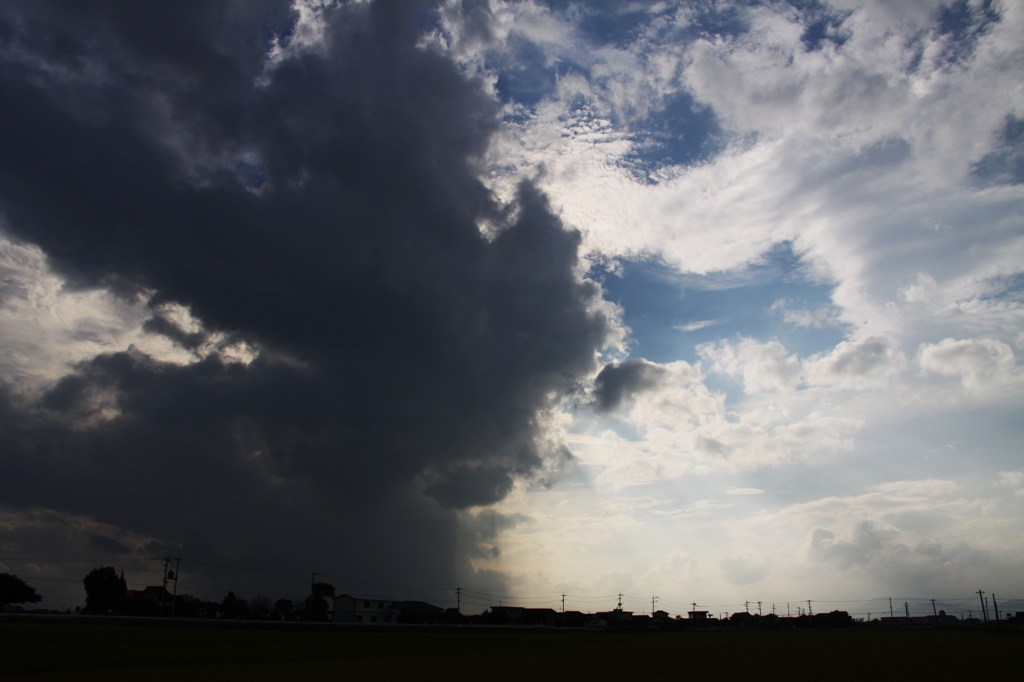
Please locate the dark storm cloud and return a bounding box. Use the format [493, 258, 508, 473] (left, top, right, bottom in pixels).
[0, 1, 610, 594]
[86, 534, 131, 556]
[592, 359, 666, 413]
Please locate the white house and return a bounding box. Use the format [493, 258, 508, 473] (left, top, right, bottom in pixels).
[333, 594, 400, 624]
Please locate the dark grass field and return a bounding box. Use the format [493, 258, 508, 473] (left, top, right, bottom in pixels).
[2, 619, 1019, 680]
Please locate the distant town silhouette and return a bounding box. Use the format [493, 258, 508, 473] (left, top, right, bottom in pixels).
[3, 564, 1020, 631]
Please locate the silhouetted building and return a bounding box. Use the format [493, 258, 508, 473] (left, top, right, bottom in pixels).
[730, 611, 756, 627]
[804, 610, 854, 628]
[125, 585, 174, 615]
[486, 606, 559, 626]
[333, 594, 399, 624]
[595, 609, 633, 627]
[486, 605, 526, 625]
[879, 612, 959, 627]
[559, 610, 588, 627]
[397, 600, 445, 624]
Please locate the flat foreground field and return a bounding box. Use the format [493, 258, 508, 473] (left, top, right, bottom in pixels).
[2, 620, 1019, 680]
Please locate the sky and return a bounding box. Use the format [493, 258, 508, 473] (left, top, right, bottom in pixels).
[0, 0, 1022, 619]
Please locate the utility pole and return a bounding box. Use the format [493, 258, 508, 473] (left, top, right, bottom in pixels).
[617, 593, 623, 611]
[807, 600, 813, 617]
[562, 593, 566, 613]
[992, 594, 1000, 621]
[904, 602, 910, 620]
[977, 590, 987, 622]
[744, 600, 749, 614]
[930, 598, 937, 617]
[787, 602, 791, 618]
[771, 603, 775, 616]
[889, 597, 894, 619]
[160, 557, 170, 616]
[170, 557, 181, 617]
[310, 572, 317, 620]
[456, 586, 462, 613]
[692, 602, 697, 614]
[651, 596, 658, 616]
[757, 601, 762, 617]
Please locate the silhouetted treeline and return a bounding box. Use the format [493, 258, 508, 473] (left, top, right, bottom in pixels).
[67, 566, 1021, 630]
[0, 573, 41, 610]
[78, 566, 332, 621]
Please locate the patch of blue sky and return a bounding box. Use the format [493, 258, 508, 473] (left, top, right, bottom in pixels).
[840, 403, 1024, 483]
[541, 2, 752, 53]
[971, 115, 1024, 187]
[594, 243, 846, 366]
[233, 157, 267, 193]
[780, 0, 852, 51]
[680, 2, 752, 42]
[977, 272, 1024, 310]
[900, 0, 1002, 75]
[934, 0, 1001, 67]
[798, 15, 848, 52]
[491, 36, 560, 107]
[618, 91, 726, 181]
[545, 1, 668, 49]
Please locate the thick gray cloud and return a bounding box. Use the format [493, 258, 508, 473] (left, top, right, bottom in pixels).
[592, 359, 666, 412]
[0, 0, 610, 598]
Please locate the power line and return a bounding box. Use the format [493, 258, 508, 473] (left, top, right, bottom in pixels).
[8, 554, 1023, 617]
[0, 555, 157, 564]
[184, 558, 308, 575]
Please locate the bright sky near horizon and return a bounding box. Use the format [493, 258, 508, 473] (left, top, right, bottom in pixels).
[1, 0, 1022, 618]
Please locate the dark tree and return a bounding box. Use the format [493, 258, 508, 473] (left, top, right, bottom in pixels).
[82, 566, 127, 614]
[250, 595, 273, 619]
[221, 591, 250, 619]
[306, 582, 335, 621]
[271, 598, 296, 621]
[0, 573, 42, 610]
